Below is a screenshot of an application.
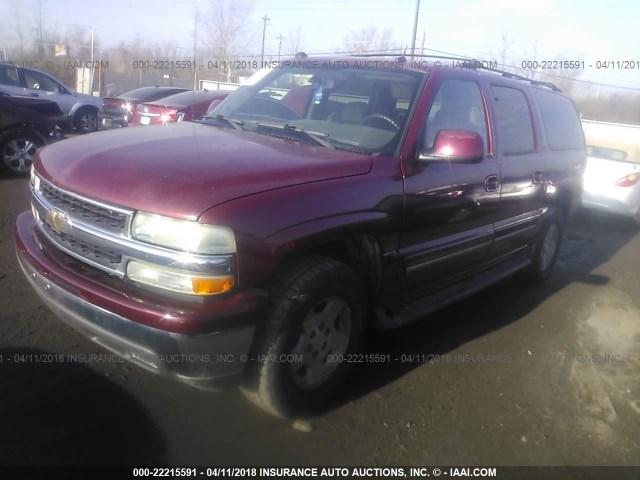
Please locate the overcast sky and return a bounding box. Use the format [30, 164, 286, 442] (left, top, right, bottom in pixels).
[1, 0, 638, 91]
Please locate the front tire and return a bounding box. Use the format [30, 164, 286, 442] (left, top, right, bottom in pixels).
[0, 130, 43, 175]
[243, 256, 365, 418]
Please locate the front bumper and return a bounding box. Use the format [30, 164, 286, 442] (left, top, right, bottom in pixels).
[15, 212, 259, 390]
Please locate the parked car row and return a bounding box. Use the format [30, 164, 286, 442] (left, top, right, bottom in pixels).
[101, 88, 229, 128]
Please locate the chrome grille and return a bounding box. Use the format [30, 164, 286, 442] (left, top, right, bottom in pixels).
[39, 181, 128, 234]
[42, 222, 123, 268]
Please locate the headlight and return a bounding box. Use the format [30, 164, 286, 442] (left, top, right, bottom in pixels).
[131, 212, 236, 255]
[126, 259, 234, 295]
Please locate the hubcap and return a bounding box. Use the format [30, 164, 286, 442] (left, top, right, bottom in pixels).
[2, 138, 37, 173]
[540, 223, 559, 271]
[289, 295, 352, 390]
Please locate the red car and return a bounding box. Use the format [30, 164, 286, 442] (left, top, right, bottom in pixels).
[135, 90, 229, 125]
[100, 87, 189, 129]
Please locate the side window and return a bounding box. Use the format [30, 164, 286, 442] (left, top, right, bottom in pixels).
[22, 69, 62, 93]
[425, 79, 488, 152]
[0, 64, 21, 87]
[533, 89, 584, 150]
[491, 86, 534, 155]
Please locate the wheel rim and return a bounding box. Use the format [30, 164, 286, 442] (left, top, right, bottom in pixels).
[289, 295, 352, 391]
[540, 223, 559, 271]
[79, 113, 97, 131]
[2, 138, 37, 173]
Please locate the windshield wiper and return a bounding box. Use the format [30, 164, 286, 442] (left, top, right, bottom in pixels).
[256, 122, 335, 149]
[201, 114, 245, 131]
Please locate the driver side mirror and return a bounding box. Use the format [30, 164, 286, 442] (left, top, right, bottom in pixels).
[418, 129, 485, 164]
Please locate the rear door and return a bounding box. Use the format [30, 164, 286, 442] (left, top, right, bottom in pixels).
[487, 84, 548, 258]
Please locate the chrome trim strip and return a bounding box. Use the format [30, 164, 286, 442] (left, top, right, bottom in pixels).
[37, 174, 133, 216]
[494, 208, 546, 233]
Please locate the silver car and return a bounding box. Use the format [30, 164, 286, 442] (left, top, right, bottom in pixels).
[0, 62, 102, 133]
[582, 143, 640, 226]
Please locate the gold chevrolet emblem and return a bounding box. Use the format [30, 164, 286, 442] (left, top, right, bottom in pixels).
[45, 209, 71, 234]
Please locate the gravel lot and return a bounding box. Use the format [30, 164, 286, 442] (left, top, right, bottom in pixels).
[1, 164, 639, 467]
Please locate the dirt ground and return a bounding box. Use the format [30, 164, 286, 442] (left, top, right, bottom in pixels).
[1, 170, 639, 468]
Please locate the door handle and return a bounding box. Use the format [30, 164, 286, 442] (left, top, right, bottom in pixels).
[532, 170, 544, 184]
[30, 93, 39, 97]
[485, 174, 500, 193]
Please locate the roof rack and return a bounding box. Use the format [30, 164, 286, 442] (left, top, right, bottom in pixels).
[350, 53, 561, 92]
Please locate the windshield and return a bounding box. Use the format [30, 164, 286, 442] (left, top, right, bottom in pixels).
[205, 66, 422, 154]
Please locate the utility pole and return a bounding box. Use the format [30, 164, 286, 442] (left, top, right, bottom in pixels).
[276, 34, 284, 60]
[420, 31, 425, 56]
[193, 11, 198, 90]
[410, 0, 421, 55]
[261, 15, 270, 67]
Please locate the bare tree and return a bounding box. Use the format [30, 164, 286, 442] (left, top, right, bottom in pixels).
[287, 26, 305, 55]
[200, 0, 254, 82]
[489, 31, 515, 72]
[12, 3, 32, 59]
[343, 27, 396, 54]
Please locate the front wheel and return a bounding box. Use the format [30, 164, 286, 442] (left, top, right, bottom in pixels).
[0, 130, 43, 175]
[243, 256, 365, 418]
[522, 209, 564, 284]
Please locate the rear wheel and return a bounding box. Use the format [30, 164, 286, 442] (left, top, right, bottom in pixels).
[243, 256, 365, 418]
[0, 130, 42, 175]
[522, 209, 564, 284]
[74, 108, 99, 133]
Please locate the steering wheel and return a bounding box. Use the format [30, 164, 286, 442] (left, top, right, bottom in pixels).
[245, 96, 302, 120]
[363, 114, 399, 131]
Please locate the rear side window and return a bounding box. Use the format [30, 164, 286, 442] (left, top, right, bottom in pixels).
[491, 85, 534, 156]
[0, 64, 21, 87]
[533, 89, 584, 150]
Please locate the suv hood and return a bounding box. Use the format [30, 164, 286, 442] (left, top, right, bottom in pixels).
[35, 122, 373, 219]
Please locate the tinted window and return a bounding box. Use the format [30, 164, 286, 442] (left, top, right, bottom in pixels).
[533, 89, 584, 150]
[492, 85, 534, 155]
[22, 69, 62, 93]
[425, 79, 488, 152]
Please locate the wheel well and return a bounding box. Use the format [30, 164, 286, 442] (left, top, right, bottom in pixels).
[273, 235, 383, 308]
[74, 105, 98, 120]
[0, 124, 47, 145]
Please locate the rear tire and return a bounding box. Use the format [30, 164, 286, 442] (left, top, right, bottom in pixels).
[243, 256, 365, 418]
[522, 209, 564, 284]
[74, 108, 99, 133]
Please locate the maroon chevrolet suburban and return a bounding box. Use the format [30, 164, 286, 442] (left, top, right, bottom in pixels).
[15, 56, 585, 417]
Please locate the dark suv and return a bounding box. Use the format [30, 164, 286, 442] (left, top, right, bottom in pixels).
[0, 91, 64, 175]
[15, 56, 585, 417]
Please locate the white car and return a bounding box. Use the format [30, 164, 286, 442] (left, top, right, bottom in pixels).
[581, 120, 640, 226]
[582, 145, 640, 226]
